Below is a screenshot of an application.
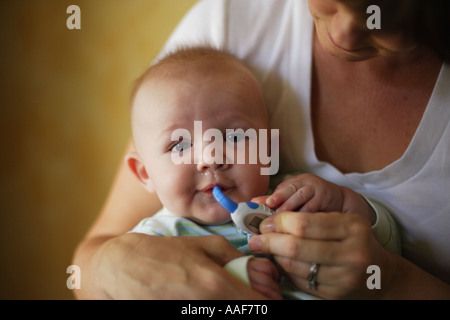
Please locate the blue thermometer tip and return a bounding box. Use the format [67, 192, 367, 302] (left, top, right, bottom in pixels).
[212, 186, 238, 213]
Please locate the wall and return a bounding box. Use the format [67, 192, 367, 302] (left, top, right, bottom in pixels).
[0, 0, 197, 299]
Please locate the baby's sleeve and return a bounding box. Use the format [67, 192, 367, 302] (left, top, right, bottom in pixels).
[129, 216, 172, 236]
[363, 196, 402, 254]
[223, 255, 253, 287]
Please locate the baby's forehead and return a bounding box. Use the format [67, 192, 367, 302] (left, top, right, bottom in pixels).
[135, 78, 265, 119]
[133, 80, 267, 132]
[132, 49, 268, 124]
[137, 63, 264, 106]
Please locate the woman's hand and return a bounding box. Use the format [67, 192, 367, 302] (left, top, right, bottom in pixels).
[94, 233, 268, 299]
[248, 211, 395, 299]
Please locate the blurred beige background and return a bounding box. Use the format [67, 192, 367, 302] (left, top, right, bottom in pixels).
[0, 0, 197, 299]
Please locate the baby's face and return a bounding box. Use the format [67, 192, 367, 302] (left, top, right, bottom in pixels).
[132, 67, 271, 225]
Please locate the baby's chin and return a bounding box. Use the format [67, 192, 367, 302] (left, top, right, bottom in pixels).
[187, 202, 233, 225]
[189, 213, 232, 226]
[167, 202, 232, 225]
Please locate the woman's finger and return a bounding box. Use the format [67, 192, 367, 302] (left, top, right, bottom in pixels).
[259, 211, 369, 241]
[248, 233, 344, 265]
[274, 256, 310, 277]
[274, 255, 343, 286]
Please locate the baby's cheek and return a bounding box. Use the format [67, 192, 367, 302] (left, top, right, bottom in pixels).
[157, 169, 196, 206]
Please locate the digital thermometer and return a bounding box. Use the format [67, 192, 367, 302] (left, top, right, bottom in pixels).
[212, 186, 274, 235]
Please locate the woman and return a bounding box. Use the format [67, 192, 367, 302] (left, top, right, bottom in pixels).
[73, 0, 450, 299]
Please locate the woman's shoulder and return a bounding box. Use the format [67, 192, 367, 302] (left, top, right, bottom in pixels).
[161, 0, 310, 56]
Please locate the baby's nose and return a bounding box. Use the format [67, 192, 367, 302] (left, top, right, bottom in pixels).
[196, 158, 230, 173]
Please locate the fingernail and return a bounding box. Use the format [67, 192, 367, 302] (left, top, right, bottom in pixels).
[248, 235, 262, 252]
[266, 196, 275, 207]
[260, 217, 275, 233]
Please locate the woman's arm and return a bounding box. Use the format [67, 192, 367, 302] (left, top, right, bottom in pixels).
[72, 140, 162, 298]
[381, 254, 450, 300]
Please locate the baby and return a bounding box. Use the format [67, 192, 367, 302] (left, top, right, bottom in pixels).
[126, 46, 399, 299]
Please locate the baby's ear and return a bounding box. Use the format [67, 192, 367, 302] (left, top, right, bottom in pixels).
[125, 152, 155, 192]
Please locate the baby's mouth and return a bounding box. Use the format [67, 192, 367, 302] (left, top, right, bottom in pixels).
[200, 184, 231, 195]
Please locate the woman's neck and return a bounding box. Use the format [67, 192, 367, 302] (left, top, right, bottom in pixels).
[311, 34, 443, 173]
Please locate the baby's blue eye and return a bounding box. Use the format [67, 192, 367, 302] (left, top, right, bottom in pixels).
[225, 132, 245, 143]
[171, 140, 191, 152]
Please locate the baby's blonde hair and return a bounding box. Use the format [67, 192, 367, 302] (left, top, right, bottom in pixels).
[130, 46, 255, 110]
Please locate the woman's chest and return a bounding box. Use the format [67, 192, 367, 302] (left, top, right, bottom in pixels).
[311, 80, 426, 173]
[310, 49, 440, 173]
